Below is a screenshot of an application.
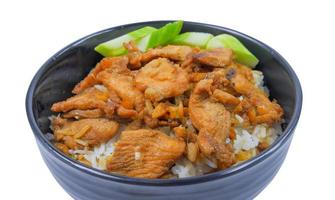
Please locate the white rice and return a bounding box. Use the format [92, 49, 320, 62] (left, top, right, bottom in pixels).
[201, 157, 217, 169]
[69, 129, 120, 170]
[134, 151, 141, 160]
[80, 139, 116, 170]
[233, 130, 259, 152]
[252, 70, 264, 88]
[253, 124, 267, 139]
[134, 146, 141, 160]
[171, 157, 214, 178]
[171, 158, 195, 178]
[235, 114, 244, 124]
[252, 70, 270, 95]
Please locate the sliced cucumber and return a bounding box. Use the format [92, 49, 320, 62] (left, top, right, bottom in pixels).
[95, 26, 157, 57]
[137, 21, 183, 51]
[171, 32, 213, 48]
[206, 34, 259, 68]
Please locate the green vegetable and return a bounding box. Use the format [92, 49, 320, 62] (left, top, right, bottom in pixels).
[206, 34, 259, 67]
[94, 26, 157, 57]
[94, 21, 258, 68]
[137, 21, 183, 51]
[171, 32, 213, 48]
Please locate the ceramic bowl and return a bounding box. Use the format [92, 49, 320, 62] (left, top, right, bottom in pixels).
[26, 21, 302, 200]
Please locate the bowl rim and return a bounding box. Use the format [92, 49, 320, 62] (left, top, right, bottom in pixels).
[26, 20, 302, 186]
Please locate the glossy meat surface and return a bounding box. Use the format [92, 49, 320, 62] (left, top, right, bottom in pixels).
[51, 87, 110, 113]
[193, 48, 233, 67]
[189, 79, 235, 169]
[135, 58, 189, 101]
[73, 56, 129, 94]
[52, 117, 119, 147]
[97, 69, 144, 113]
[107, 129, 185, 178]
[141, 45, 195, 62]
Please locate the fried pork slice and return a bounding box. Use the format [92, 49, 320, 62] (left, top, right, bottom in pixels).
[135, 58, 189, 101]
[106, 129, 185, 178]
[72, 56, 129, 94]
[52, 117, 119, 148]
[97, 70, 144, 114]
[189, 79, 235, 169]
[62, 109, 104, 119]
[141, 45, 194, 63]
[230, 70, 283, 124]
[193, 48, 233, 67]
[51, 87, 110, 113]
[123, 40, 143, 69]
[212, 89, 240, 106]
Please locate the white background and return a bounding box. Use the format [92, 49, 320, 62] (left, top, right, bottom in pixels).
[0, 0, 334, 199]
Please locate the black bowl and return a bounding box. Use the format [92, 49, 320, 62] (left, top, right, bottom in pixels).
[26, 21, 302, 200]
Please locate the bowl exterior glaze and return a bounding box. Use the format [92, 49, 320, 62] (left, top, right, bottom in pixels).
[26, 21, 302, 200]
[37, 137, 293, 200]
